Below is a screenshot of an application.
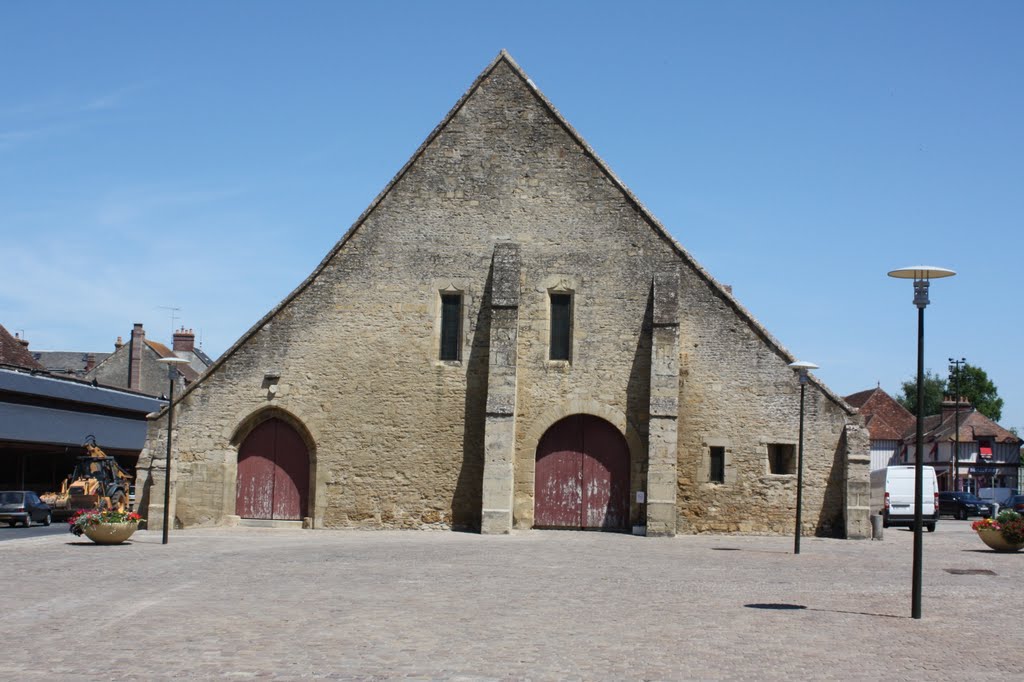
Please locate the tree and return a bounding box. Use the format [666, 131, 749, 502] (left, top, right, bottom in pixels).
[897, 370, 947, 417]
[949, 363, 1003, 422]
[897, 362, 1005, 421]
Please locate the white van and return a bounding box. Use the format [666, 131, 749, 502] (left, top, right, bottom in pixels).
[869, 465, 938, 532]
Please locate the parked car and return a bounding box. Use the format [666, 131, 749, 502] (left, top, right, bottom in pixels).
[0, 491, 52, 527]
[938, 492, 995, 520]
[1003, 495, 1024, 515]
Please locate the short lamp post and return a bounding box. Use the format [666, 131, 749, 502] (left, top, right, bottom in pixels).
[156, 356, 191, 545]
[789, 360, 818, 555]
[888, 265, 956, 620]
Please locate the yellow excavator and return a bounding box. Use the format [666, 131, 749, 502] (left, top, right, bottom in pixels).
[41, 440, 133, 516]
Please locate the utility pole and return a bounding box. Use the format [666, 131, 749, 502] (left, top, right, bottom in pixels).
[949, 358, 966, 492]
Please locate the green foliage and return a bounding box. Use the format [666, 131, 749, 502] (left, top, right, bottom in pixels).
[897, 362, 1004, 422]
[949, 363, 1003, 422]
[897, 370, 946, 417]
[994, 510, 1024, 544]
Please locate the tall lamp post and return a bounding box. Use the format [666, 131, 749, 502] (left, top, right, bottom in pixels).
[949, 358, 966, 493]
[888, 265, 956, 620]
[789, 361, 818, 555]
[156, 356, 190, 545]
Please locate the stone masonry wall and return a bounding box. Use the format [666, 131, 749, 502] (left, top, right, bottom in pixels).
[136, 56, 863, 536]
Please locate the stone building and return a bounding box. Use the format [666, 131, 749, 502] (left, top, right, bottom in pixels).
[136, 52, 870, 538]
[86, 324, 203, 397]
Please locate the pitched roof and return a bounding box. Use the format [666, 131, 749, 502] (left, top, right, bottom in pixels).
[163, 51, 853, 416]
[145, 340, 200, 382]
[843, 387, 915, 441]
[918, 408, 1021, 445]
[0, 324, 44, 370]
[32, 350, 112, 375]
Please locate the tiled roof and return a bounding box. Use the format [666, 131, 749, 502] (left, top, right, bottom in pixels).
[0, 324, 44, 370]
[843, 388, 915, 441]
[920, 409, 1021, 445]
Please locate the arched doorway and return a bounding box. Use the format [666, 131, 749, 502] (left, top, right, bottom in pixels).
[534, 414, 630, 530]
[236, 417, 309, 520]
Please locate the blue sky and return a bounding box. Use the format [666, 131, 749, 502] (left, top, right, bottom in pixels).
[2, 2, 1022, 431]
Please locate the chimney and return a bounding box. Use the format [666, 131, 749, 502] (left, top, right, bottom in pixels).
[84, 353, 96, 372]
[15, 333, 29, 348]
[114, 336, 124, 351]
[941, 396, 972, 423]
[128, 323, 145, 390]
[173, 327, 195, 353]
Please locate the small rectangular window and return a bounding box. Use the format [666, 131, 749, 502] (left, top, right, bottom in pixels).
[768, 443, 795, 475]
[709, 446, 725, 483]
[549, 293, 572, 361]
[439, 293, 462, 361]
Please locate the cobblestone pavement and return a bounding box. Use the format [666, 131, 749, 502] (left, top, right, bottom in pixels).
[4, 521, 1021, 680]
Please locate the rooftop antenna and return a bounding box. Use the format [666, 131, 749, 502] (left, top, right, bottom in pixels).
[157, 306, 181, 341]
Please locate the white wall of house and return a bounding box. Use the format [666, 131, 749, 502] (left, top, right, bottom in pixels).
[870, 439, 901, 472]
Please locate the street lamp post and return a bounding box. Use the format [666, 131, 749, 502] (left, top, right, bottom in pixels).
[949, 358, 966, 492]
[789, 361, 819, 555]
[156, 356, 191, 545]
[888, 266, 956, 620]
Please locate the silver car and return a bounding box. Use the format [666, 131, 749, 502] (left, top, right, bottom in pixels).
[0, 491, 52, 527]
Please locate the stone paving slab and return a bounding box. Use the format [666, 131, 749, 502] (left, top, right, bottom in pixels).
[3, 521, 1021, 680]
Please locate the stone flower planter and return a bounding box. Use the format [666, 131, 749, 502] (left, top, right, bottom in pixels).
[977, 528, 1024, 553]
[83, 521, 138, 545]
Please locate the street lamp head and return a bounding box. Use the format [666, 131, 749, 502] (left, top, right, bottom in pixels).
[789, 360, 819, 384]
[157, 356, 191, 379]
[887, 266, 956, 280]
[888, 266, 956, 309]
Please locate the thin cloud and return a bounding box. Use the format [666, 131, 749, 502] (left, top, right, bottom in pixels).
[94, 186, 248, 227]
[0, 122, 79, 151]
[82, 84, 143, 112]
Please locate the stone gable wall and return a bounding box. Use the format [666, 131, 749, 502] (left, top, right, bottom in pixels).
[136, 59, 861, 537]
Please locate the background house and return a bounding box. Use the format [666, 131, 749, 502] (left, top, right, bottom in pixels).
[85, 323, 206, 397]
[905, 398, 1021, 494]
[844, 387, 915, 472]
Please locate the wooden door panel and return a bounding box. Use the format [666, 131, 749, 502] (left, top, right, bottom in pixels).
[582, 417, 629, 530]
[236, 420, 276, 519]
[534, 416, 583, 528]
[272, 420, 309, 520]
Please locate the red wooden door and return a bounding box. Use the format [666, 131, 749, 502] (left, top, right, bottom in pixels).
[236, 420, 276, 519]
[534, 415, 629, 530]
[582, 417, 630, 529]
[236, 418, 308, 520]
[534, 416, 584, 528]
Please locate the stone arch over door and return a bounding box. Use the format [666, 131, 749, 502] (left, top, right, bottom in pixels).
[233, 413, 312, 521]
[534, 414, 630, 530]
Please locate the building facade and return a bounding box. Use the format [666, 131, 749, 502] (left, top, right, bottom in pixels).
[135, 53, 870, 538]
[904, 398, 1021, 494]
